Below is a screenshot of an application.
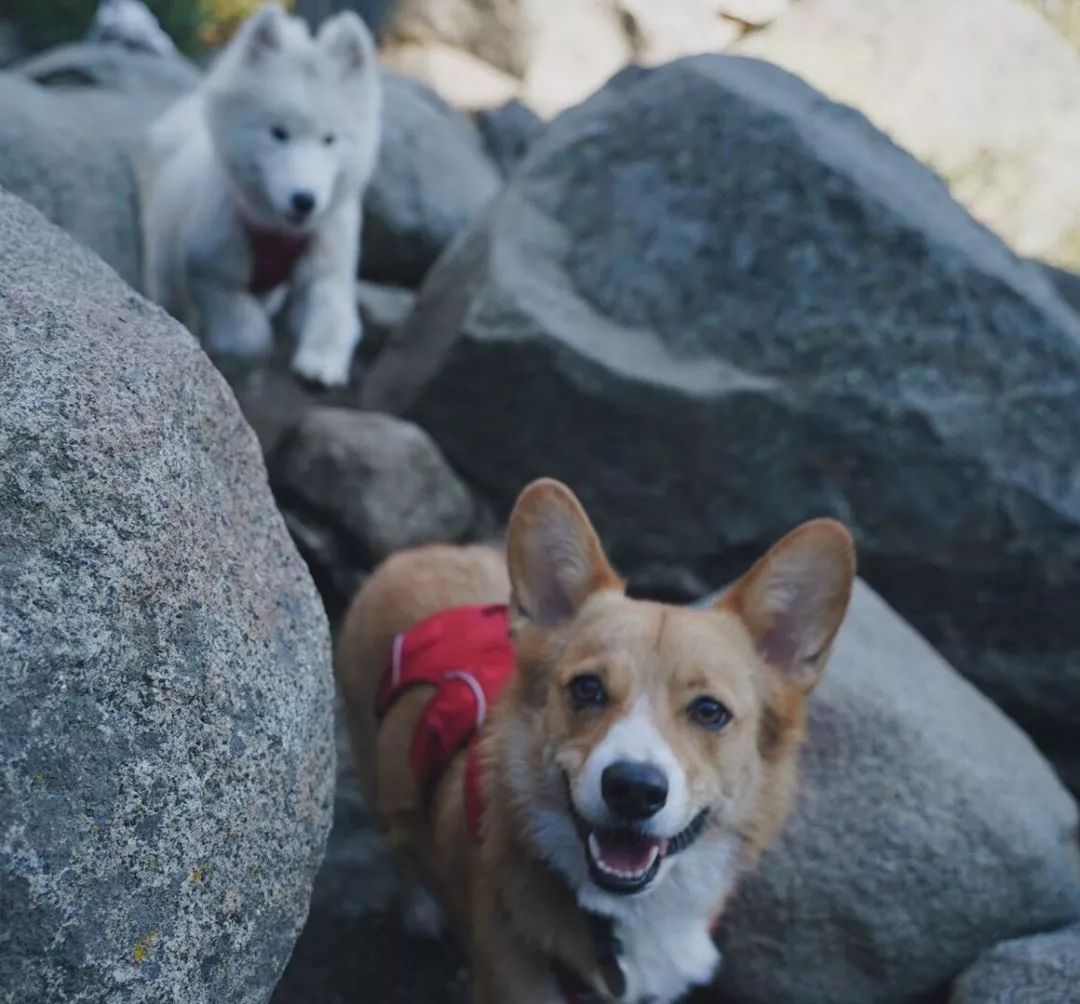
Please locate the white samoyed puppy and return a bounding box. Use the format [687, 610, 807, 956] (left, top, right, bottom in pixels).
[140, 3, 381, 386]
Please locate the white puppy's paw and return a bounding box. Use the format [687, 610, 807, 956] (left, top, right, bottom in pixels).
[290, 342, 352, 387]
[290, 319, 362, 387]
[401, 883, 446, 940]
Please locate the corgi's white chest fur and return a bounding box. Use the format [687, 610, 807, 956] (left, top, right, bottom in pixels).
[614, 912, 722, 1003]
[513, 724, 741, 1003]
[586, 835, 740, 1003]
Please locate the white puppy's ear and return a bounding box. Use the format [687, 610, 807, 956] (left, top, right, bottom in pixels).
[721, 519, 855, 692]
[318, 11, 375, 77]
[239, 3, 286, 65]
[507, 479, 624, 628]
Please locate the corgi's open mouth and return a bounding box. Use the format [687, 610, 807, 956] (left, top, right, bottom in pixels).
[565, 777, 710, 895]
[585, 828, 667, 893]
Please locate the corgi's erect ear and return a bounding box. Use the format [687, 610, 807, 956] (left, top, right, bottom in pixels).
[507, 479, 623, 628]
[241, 3, 286, 65]
[318, 11, 375, 76]
[721, 519, 855, 691]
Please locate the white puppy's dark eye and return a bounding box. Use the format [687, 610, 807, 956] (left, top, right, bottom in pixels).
[271, 125, 289, 142]
[568, 673, 607, 710]
[323, 133, 336, 146]
[687, 696, 732, 731]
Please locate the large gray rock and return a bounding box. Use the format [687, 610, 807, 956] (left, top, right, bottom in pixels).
[15, 40, 199, 92]
[474, 98, 544, 175]
[0, 71, 173, 288]
[949, 924, 1080, 1004]
[0, 43, 195, 290]
[0, 191, 334, 1002]
[362, 73, 501, 286]
[269, 408, 486, 613]
[709, 582, 1080, 1004]
[361, 55, 1080, 787]
[735, 0, 1080, 268]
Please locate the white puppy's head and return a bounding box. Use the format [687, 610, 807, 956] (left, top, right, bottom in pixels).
[204, 3, 381, 232]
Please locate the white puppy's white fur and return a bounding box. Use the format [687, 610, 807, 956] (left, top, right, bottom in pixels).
[139, 3, 381, 386]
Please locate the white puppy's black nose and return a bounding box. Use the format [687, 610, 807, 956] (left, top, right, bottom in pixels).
[291, 191, 316, 218]
[602, 761, 668, 821]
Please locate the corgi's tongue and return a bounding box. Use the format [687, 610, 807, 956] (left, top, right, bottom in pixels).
[588, 829, 668, 879]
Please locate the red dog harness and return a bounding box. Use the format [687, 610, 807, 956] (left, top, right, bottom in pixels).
[241, 219, 311, 295]
[374, 604, 514, 837]
[374, 604, 597, 1001]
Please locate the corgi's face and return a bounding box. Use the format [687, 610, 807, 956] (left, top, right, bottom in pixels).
[502, 480, 854, 904]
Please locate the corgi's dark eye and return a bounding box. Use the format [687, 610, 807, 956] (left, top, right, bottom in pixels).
[687, 696, 731, 731]
[323, 133, 336, 146]
[568, 674, 606, 710]
[271, 125, 289, 142]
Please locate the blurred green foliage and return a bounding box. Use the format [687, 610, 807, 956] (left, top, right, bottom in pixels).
[7, 0, 280, 56]
[11, 0, 202, 53]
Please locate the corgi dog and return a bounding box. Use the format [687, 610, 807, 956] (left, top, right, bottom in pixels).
[336, 479, 855, 1003]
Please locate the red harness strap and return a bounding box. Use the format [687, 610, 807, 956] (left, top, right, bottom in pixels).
[375, 604, 514, 813]
[241, 219, 311, 295]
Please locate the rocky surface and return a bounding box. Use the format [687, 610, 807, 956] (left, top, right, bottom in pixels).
[949, 923, 1080, 1004]
[474, 98, 545, 175]
[355, 278, 417, 354]
[270, 706, 470, 1004]
[705, 582, 1080, 1003]
[0, 42, 199, 290]
[0, 191, 334, 1001]
[380, 0, 793, 116]
[736, 0, 1080, 268]
[269, 407, 486, 615]
[362, 54, 1080, 791]
[0, 69, 171, 289]
[15, 39, 199, 91]
[380, 37, 519, 110]
[363, 72, 502, 286]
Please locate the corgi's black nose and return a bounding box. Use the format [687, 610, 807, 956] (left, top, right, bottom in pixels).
[602, 761, 668, 820]
[291, 191, 315, 217]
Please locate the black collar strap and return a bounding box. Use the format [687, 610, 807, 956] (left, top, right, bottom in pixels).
[666, 808, 710, 856]
[586, 909, 626, 999]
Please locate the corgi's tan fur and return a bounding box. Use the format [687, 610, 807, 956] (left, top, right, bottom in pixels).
[336, 479, 855, 1003]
